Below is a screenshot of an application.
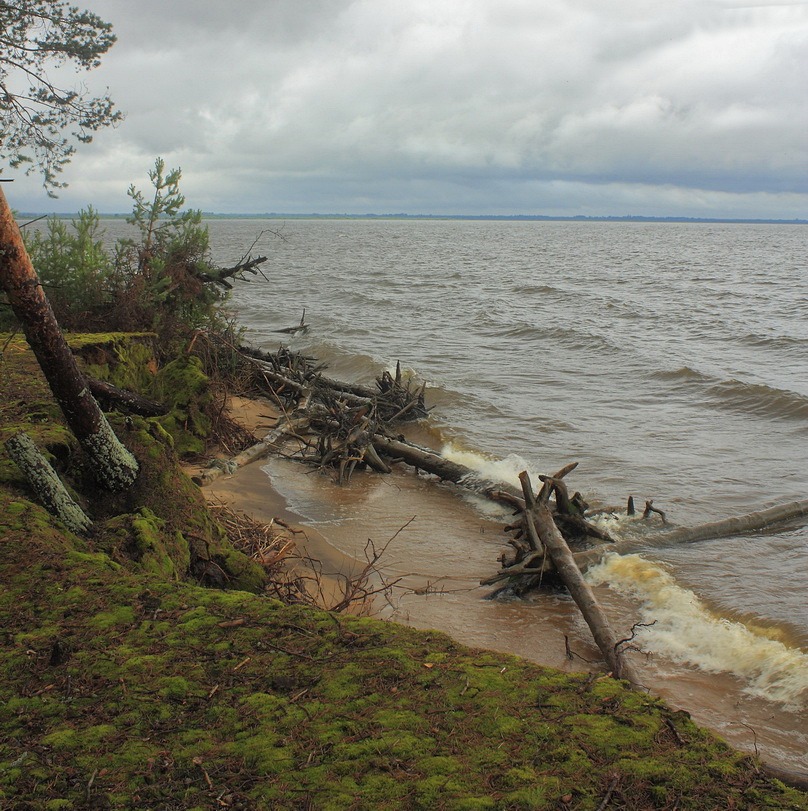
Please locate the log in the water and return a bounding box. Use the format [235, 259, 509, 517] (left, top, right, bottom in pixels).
[573, 498, 808, 571]
[371, 434, 523, 506]
[519, 472, 640, 686]
[274, 309, 308, 335]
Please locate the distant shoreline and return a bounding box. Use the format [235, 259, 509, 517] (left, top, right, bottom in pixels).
[17, 212, 808, 225]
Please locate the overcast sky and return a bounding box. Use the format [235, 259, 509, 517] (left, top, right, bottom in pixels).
[7, 0, 808, 218]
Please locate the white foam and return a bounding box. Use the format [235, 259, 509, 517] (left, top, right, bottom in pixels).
[440, 442, 542, 489]
[587, 554, 808, 708]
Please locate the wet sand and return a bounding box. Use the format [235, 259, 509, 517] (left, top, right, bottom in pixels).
[194, 397, 808, 775]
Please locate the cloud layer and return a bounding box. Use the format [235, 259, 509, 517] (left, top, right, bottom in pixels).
[7, 0, 808, 217]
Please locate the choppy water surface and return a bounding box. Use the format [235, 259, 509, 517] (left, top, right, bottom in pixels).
[95, 217, 808, 765]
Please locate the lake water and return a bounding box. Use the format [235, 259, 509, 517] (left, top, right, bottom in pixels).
[44, 216, 808, 769]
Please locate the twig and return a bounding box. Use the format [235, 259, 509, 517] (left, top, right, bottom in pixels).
[614, 620, 656, 656]
[595, 774, 620, 811]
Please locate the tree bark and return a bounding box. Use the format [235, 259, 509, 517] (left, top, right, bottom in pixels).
[86, 376, 169, 417]
[0, 188, 139, 491]
[5, 432, 92, 534]
[519, 472, 641, 687]
[573, 498, 808, 572]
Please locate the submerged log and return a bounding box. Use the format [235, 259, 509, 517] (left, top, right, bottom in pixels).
[275, 309, 308, 335]
[0, 188, 139, 491]
[573, 498, 808, 572]
[5, 432, 92, 534]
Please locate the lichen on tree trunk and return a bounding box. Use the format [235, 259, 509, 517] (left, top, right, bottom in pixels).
[0, 187, 139, 491]
[5, 432, 92, 534]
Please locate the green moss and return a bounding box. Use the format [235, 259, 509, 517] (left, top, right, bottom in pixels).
[42, 727, 79, 750]
[154, 354, 212, 455]
[229, 733, 294, 775]
[159, 676, 191, 701]
[66, 550, 121, 571]
[316, 662, 365, 701]
[416, 755, 463, 776]
[88, 605, 135, 630]
[81, 724, 117, 746]
[501, 785, 549, 808]
[451, 799, 497, 810]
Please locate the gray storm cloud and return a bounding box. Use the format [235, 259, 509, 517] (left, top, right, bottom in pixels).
[7, 0, 807, 218]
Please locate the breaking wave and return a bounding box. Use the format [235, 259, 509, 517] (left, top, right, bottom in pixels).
[587, 554, 808, 707]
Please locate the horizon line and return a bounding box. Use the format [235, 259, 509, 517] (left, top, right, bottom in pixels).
[15, 211, 808, 224]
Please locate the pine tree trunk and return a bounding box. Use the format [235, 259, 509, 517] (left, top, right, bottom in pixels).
[0, 188, 139, 491]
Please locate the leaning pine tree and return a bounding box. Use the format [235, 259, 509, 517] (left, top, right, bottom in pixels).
[0, 187, 139, 491]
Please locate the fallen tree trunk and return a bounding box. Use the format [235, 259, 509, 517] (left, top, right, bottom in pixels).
[87, 377, 169, 417]
[573, 498, 808, 571]
[520, 472, 641, 687]
[5, 432, 92, 534]
[193, 413, 309, 487]
[0, 188, 139, 491]
[371, 433, 524, 506]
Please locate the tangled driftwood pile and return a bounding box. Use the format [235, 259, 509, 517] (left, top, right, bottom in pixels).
[194, 337, 428, 487]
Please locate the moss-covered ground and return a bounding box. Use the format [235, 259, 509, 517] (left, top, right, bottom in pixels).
[1, 334, 806, 810]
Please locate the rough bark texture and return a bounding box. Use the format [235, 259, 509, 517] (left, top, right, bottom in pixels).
[5, 432, 92, 534]
[0, 188, 139, 491]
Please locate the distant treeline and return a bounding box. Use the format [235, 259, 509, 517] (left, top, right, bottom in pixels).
[17, 212, 807, 225]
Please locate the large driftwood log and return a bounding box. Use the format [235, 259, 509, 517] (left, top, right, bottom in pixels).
[371, 434, 524, 506]
[0, 189, 138, 491]
[520, 472, 640, 686]
[193, 413, 310, 487]
[5, 432, 92, 534]
[573, 498, 808, 571]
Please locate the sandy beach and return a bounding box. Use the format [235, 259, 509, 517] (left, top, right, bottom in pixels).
[190, 394, 593, 667]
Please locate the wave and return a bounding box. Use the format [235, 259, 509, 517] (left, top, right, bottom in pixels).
[650, 366, 709, 383]
[441, 443, 543, 490]
[587, 555, 808, 707]
[707, 379, 808, 421]
[511, 284, 566, 297]
[738, 333, 808, 352]
[651, 367, 808, 422]
[476, 320, 623, 356]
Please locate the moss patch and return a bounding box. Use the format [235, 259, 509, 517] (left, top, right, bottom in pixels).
[1, 334, 807, 810]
